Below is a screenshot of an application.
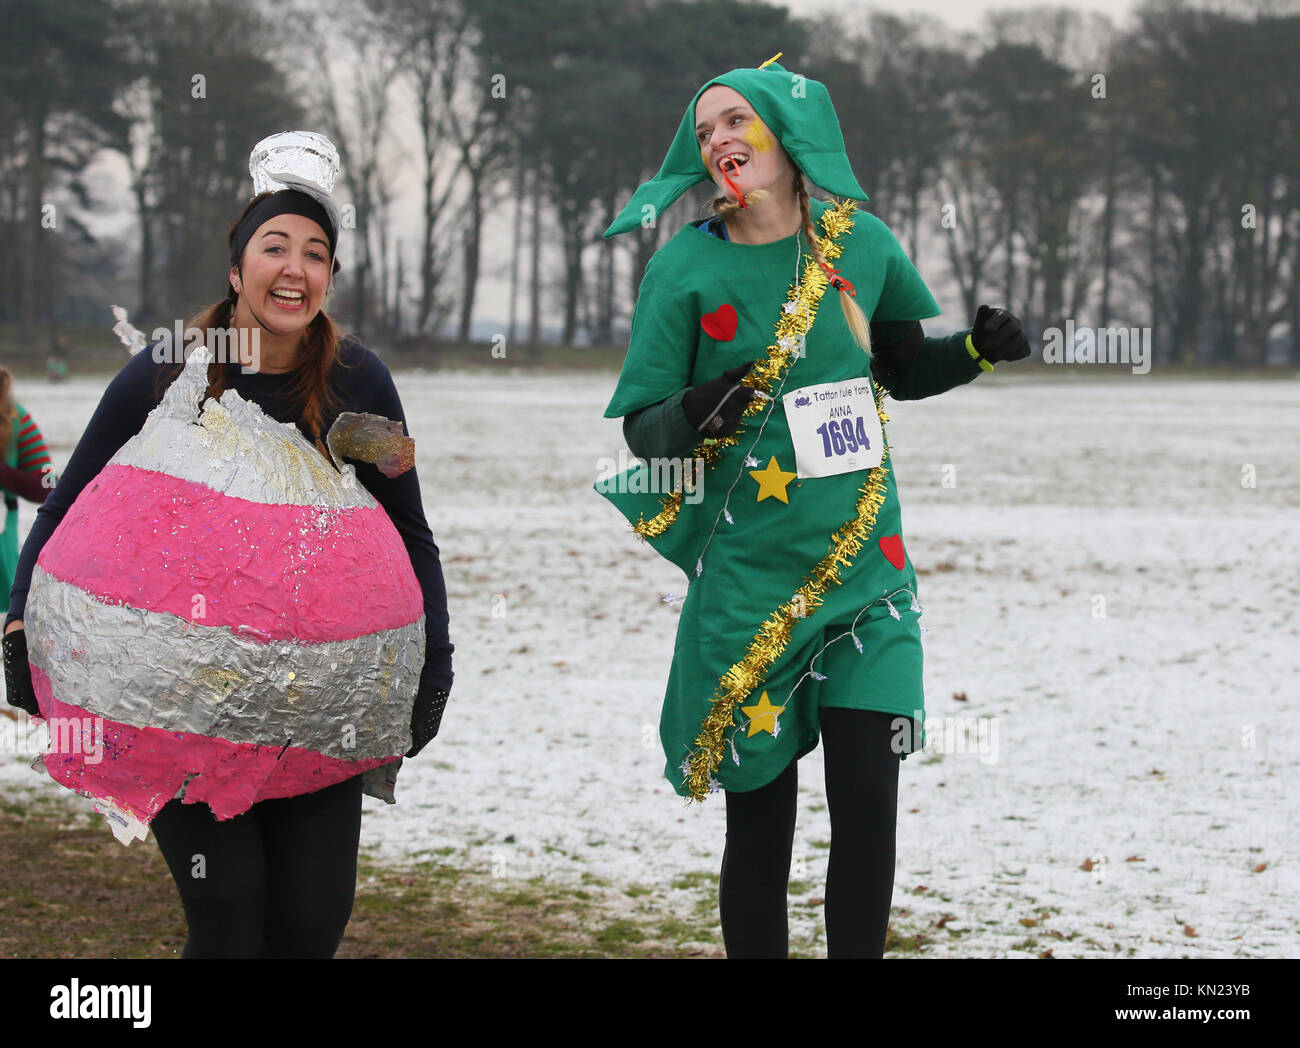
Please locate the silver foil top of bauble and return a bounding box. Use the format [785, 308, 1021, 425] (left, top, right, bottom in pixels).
[249, 131, 342, 239]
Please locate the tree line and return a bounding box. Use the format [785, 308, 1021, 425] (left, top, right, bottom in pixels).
[1, 0, 1297, 366]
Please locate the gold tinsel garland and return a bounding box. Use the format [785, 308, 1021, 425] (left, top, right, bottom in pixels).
[630, 199, 859, 540]
[683, 393, 894, 802]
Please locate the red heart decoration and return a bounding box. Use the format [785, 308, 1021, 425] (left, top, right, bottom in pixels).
[879, 534, 905, 570]
[701, 303, 738, 341]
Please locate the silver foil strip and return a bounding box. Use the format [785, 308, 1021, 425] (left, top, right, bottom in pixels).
[116, 390, 375, 510]
[27, 566, 423, 759]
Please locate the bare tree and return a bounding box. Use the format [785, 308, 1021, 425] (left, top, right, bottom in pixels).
[303, 0, 403, 339]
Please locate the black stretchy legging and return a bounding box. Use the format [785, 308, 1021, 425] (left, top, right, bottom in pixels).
[719, 707, 901, 959]
[150, 773, 364, 958]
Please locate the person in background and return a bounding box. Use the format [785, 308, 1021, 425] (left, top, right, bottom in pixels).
[0, 366, 53, 614]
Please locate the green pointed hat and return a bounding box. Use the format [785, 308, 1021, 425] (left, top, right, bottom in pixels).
[604, 58, 868, 238]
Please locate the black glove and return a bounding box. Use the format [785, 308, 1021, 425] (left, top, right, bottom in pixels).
[971, 305, 1030, 364]
[681, 361, 757, 438]
[3, 629, 40, 717]
[406, 684, 449, 758]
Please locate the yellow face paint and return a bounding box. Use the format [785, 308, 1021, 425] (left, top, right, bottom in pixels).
[741, 118, 774, 153]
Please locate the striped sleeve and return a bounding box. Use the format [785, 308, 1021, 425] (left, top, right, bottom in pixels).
[13, 406, 51, 473]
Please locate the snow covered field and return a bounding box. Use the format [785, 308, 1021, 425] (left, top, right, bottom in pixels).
[3, 363, 1297, 957]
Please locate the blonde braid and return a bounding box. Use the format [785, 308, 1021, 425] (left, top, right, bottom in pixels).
[709, 189, 768, 219]
[797, 175, 872, 355]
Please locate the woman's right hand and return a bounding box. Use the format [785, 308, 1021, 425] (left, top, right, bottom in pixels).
[681, 361, 758, 438]
[2, 622, 39, 717]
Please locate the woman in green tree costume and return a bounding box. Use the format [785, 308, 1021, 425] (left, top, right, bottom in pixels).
[595, 55, 1030, 957]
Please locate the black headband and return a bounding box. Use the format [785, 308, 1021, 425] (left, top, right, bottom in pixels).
[229, 190, 338, 273]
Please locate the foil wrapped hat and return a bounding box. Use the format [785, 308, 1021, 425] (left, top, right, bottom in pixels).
[249, 130, 342, 244]
[603, 58, 869, 238]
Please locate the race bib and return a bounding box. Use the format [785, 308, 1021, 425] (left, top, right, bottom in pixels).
[782, 377, 883, 478]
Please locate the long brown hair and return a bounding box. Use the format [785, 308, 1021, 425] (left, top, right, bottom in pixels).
[710, 172, 872, 354]
[153, 192, 352, 458]
[0, 366, 15, 451]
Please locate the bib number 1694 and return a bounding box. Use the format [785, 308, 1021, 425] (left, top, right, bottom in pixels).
[815, 416, 871, 458]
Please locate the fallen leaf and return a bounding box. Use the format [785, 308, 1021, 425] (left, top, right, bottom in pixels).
[1184, 924, 1198, 938]
[1081, 858, 1096, 871]
[914, 884, 929, 894]
[1039, 948, 1054, 958]
[953, 691, 968, 702]
[808, 897, 825, 906]
[1254, 863, 1267, 873]
[1019, 917, 1038, 927]
[1125, 855, 1145, 862]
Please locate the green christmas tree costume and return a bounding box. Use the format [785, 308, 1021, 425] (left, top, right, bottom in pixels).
[595, 62, 975, 800]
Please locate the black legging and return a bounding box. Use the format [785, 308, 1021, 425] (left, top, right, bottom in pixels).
[150, 773, 364, 958]
[719, 707, 901, 958]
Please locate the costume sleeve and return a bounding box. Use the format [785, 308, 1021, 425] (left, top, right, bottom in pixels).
[7, 351, 162, 628]
[622, 389, 700, 461]
[347, 352, 454, 697]
[0, 405, 53, 503]
[603, 255, 698, 418]
[870, 326, 982, 401]
[0, 462, 47, 503]
[864, 213, 942, 324]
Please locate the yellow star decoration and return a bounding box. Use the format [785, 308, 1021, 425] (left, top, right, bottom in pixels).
[741, 691, 785, 737]
[750, 456, 797, 503]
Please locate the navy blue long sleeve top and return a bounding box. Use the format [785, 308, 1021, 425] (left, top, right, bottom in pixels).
[5, 338, 454, 696]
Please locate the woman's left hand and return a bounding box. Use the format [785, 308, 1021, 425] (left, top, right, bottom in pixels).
[2, 627, 40, 717]
[406, 683, 449, 758]
[972, 305, 1031, 363]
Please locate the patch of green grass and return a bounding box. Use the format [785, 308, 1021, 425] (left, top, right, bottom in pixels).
[671, 870, 718, 891]
[655, 918, 698, 941]
[597, 919, 646, 947]
[884, 923, 927, 954]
